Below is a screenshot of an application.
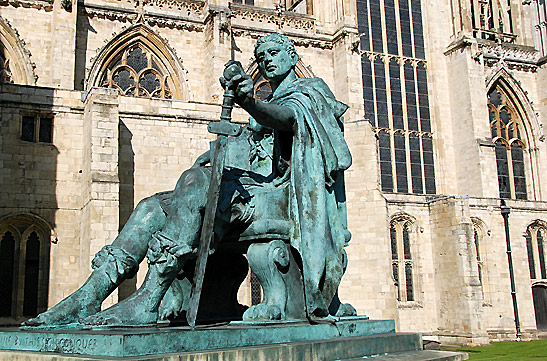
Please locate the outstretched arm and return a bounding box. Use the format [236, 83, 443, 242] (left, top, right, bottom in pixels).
[220, 74, 295, 132]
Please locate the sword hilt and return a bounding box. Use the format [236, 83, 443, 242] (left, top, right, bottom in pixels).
[208, 61, 246, 136]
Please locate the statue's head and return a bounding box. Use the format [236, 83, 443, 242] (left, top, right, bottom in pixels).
[254, 33, 298, 83]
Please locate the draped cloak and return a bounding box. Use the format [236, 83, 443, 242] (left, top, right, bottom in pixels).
[270, 77, 352, 317]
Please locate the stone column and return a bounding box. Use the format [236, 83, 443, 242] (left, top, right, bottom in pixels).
[429, 196, 489, 345]
[80, 87, 120, 308]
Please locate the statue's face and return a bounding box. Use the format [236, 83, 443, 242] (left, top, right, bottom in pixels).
[255, 42, 297, 82]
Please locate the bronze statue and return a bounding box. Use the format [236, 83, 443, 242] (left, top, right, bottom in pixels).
[25, 33, 354, 328]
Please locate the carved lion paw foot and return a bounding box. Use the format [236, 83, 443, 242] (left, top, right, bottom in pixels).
[335, 303, 357, 317]
[242, 303, 282, 321]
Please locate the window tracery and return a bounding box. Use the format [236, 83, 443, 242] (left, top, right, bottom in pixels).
[358, 0, 436, 195]
[488, 84, 527, 199]
[0, 215, 51, 320]
[471, 0, 516, 42]
[100, 45, 173, 99]
[526, 223, 547, 281]
[390, 218, 416, 302]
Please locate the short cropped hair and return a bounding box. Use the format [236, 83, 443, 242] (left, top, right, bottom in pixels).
[254, 33, 298, 58]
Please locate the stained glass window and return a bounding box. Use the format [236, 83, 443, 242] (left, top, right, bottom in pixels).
[526, 224, 547, 281]
[390, 219, 416, 302]
[100, 45, 172, 99]
[527, 230, 537, 279]
[0, 217, 51, 321]
[253, 74, 272, 101]
[23, 232, 40, 316]
[488, 85, 527, 200]
[0, 231, 15, 317]
[358, 0, 436, 195]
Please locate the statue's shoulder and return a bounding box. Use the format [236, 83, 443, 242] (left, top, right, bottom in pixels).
[291, 77, 328, 89]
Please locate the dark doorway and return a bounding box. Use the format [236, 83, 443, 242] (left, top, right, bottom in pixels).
[533, 285, 547, 330]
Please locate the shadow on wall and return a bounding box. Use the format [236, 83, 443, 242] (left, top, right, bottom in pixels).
[117, 120, 136, 300]
[74, 14, 96, 91]
[0, 44, 58, 324]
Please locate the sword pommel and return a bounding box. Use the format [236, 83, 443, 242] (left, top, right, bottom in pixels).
[209, 61, 246, 137]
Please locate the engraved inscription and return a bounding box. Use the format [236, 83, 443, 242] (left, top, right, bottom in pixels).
[0, 334, 99, 354]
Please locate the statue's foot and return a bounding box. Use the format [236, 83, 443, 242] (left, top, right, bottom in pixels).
[23, 291, 101, 327]
[79, 298, 158, 327]
[79, 278, 165, 326]
[242, 303, 282, 321]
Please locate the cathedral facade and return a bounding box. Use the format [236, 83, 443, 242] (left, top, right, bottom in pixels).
[0, 0, 546, 345]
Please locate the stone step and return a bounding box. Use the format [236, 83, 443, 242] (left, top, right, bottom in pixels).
[339, 350, 468, 361]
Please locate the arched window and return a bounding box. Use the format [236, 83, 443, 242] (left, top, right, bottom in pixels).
[390, 218, 416, 302]
[88, 25, 188, 100]
[253, 73, 272, 101]
[0, 45, 14, 84]
[526, 221, 547, 330]
[0, 215, 52, 321]
[0, 230, 15, 317]
[100, 45, 173, 99]
[474, 227, 484, 288]
[488, 84, 528, 200]
[0, 17, 36, 85]
[526, 223, 547, 281]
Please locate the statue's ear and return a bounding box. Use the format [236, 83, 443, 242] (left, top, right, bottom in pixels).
[291, 53, 299, 66]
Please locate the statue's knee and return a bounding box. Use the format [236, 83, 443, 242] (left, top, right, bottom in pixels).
[135, 195, 161, 215]
[176, 169, 207, 191]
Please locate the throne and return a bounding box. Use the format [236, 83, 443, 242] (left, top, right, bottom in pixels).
[159, 131, 353, 324]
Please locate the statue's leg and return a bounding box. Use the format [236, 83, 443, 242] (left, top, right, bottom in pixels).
[23, 195, 167, 326]
[81, 168, 209, 326]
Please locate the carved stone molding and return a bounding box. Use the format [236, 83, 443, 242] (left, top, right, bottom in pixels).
[143, 0, 205, 18]
[477, 39, 541, 72]
[83, 3, 205, 31]
[0, 15, 37, 84]
[0, 0, 52, 11]
[230, 3, 314, 32]
[83, 5, 135, 22]
[144, 16, 204, 31]
[231, 27, 332, 49]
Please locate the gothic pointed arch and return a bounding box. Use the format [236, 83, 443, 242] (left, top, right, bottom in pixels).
[486, 67, 542, 149]
[87, 24, 189, 100]
[389, 212, 420, 303]
[0, 213, 54, 320]
[486, 68, 541, 200]
[0, 15, 37, 85]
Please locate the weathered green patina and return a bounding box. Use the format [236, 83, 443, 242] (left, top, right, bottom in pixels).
[24, 33, 355, 328]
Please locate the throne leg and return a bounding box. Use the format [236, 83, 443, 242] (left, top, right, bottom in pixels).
[243, 240, 305, 321]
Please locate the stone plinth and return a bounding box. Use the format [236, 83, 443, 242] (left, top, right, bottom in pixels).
[0, 318, 468, 360]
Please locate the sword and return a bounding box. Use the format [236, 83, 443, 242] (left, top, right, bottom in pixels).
[186, 60, 245, 328]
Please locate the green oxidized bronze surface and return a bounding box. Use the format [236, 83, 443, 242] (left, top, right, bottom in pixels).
[23, 33, 356, 329]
